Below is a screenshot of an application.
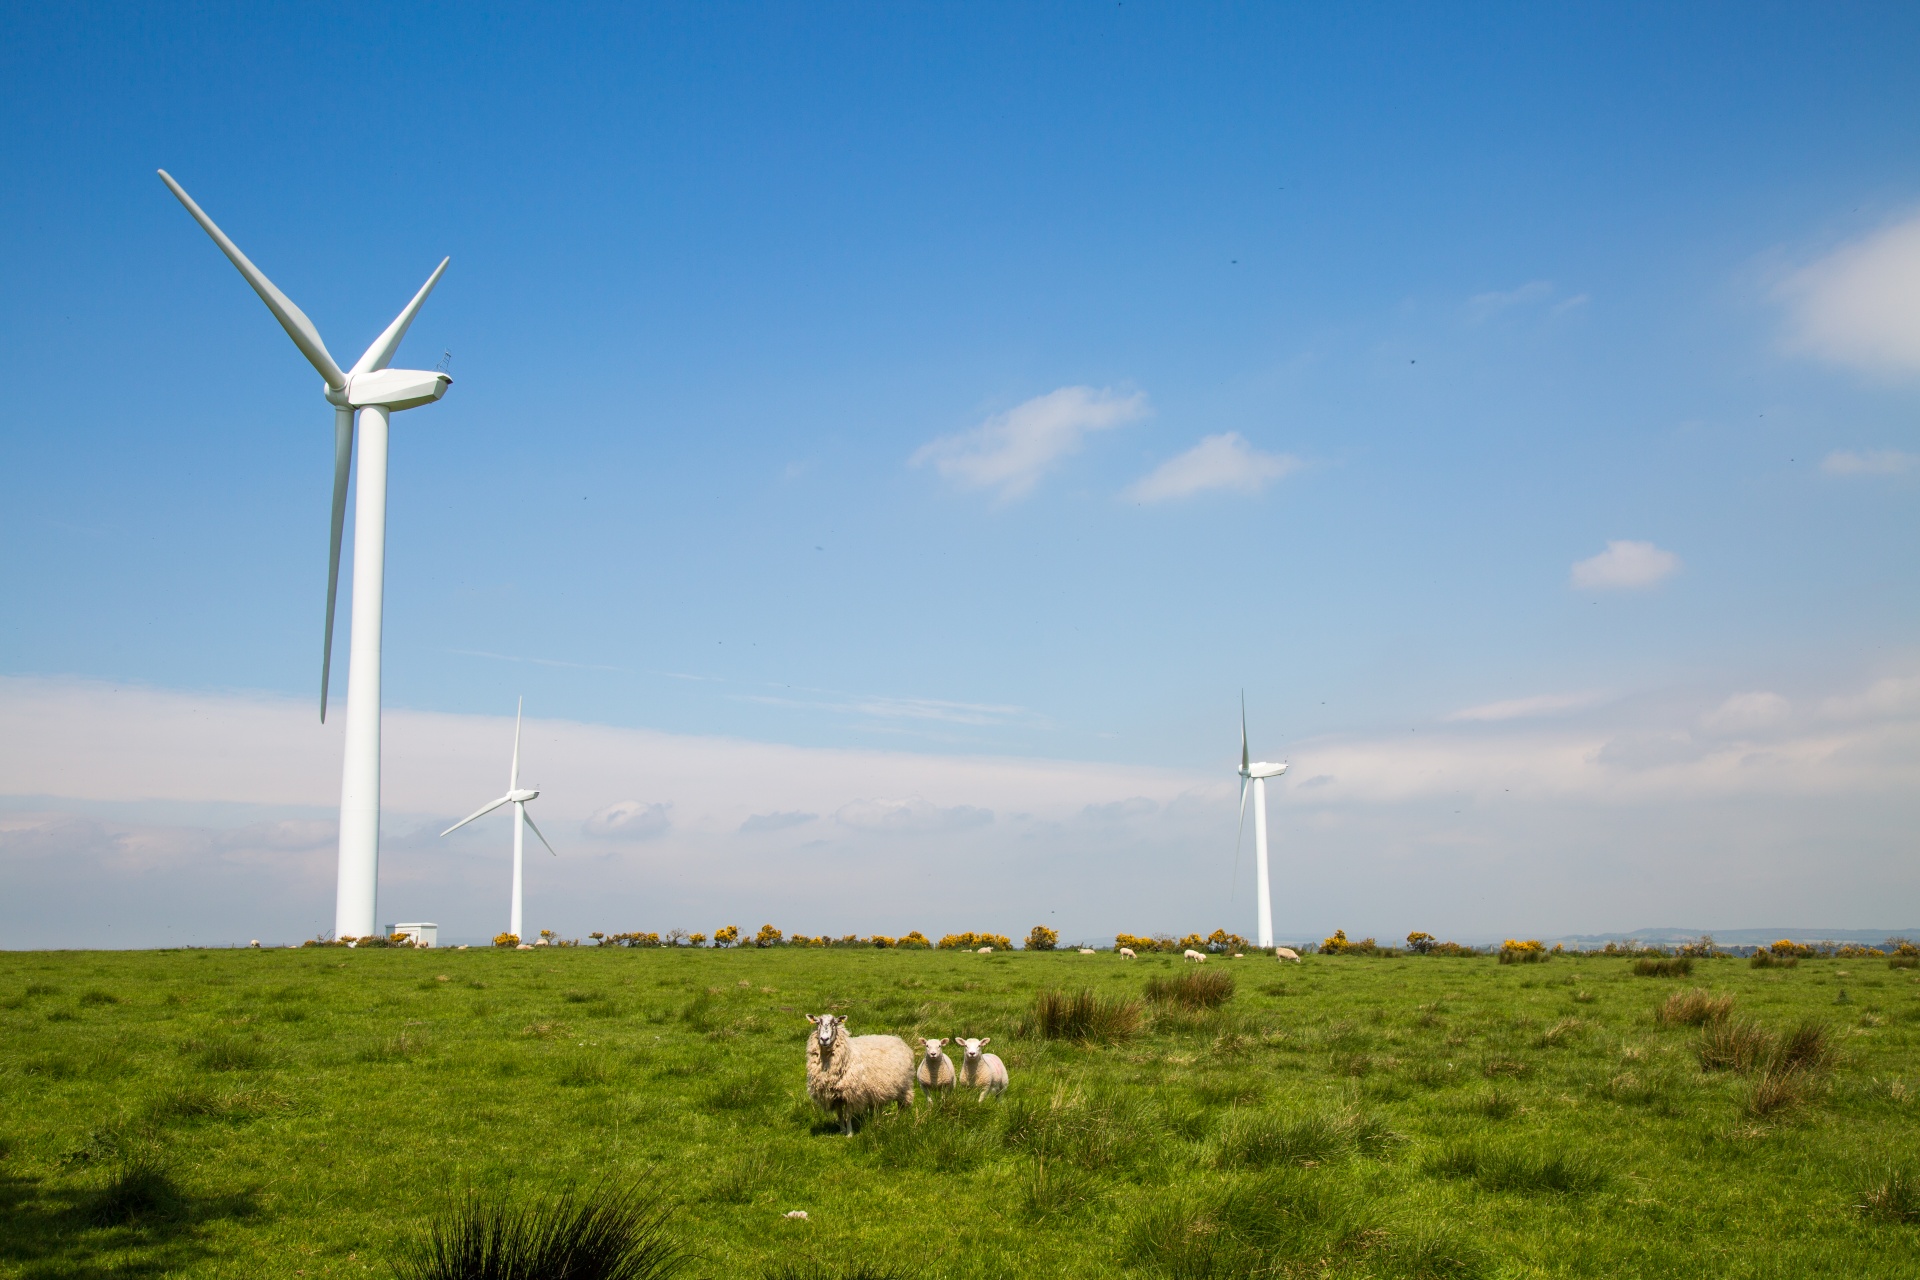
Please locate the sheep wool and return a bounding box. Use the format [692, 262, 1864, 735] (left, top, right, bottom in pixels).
[805, 1014, 915, 1135]
[916, 1038, 956, 1096]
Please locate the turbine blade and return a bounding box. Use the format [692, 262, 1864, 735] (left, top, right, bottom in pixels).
[1240, 693, 1250, 775]
[521, 805, 558, 857]
[1231, 775, 1249, 893]
[156, 170, 346, 390]
[510, 697, 523, 790]
[441, 794, 513, 837]
[350, 258, 450, 375]
[319, 407, 353, 721]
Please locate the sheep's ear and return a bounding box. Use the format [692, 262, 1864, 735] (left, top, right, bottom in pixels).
[805, 1014, 819, 1025]
[979, 1036, 991, 1046]
[937, 1037, 948, 1046]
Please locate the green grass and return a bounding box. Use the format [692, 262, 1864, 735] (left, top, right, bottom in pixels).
[1, 947, 1918, 1278]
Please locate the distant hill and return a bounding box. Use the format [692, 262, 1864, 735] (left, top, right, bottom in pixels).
[1542, 927, 1918, 949]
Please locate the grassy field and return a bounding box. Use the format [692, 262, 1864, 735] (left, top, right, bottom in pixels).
[2, 944, 1917, 1279]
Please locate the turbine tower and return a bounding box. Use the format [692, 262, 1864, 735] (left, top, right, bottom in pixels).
[1235, 697, 1289, 949]
[441, 699, 557, 940]
[159, 171, 452, 940]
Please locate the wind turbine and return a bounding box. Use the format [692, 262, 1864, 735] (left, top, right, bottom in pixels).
[441, 699, 557, 940]
[158, 171, 452, 940]
[1235, 696, 1289, 950]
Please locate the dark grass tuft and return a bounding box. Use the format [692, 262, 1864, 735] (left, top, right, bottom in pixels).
[1213, 1109, 1400, 1168]
[1030, 988, 1141, 1043]
[1144, 969, 1236, 1010]
[87, 1151, 185, 1226]
[762, 1266, 903, 1280]
[193, 1040, 271, 1072]
[1856, 1166, 1920, 1223]
[1427, 1142, 1609, 1194]
[78, 989, 122, 1006]
[1633, 957, 1693, 978]
[1698, 1019, 1777, 1073]
[395, 1185, 690, 1280]
[1656, 988, 1734, 1027]
[1750, 950, 1798, 969]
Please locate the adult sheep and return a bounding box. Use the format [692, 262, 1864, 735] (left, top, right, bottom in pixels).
[1275, 947, 1301, 962]
[953, 1036, 1008, 1100]
[804, 1014, 915, 1135]
[1119, 947, 1136, 959]
[1183, 949, 1207, 963]
[916, 1037, 955, 1097]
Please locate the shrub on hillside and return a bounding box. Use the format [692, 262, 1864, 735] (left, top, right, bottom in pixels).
[753, 925, 783, 948]
[1750, 950, 1798, 969]
[1634, 957, 1693, 977]
[1498, 940, 1549, 965]
[711, 926, 740, 947]
[1205, 929, 1251, 953]
[937, 932, 1012, 950]
[493, 933, 521, 949]
[1026, 926, 1059, 951]
[1320, 930, 1380, 956]
[898, 931, 931, 950]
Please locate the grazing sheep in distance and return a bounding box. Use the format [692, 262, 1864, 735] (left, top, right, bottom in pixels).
[916, 1037, 955, 1097]
[1184, 949, 1207, 963]
[1078, 948, 1096, 955]
[1119, 947, 1136, 959]
[804, 1014, 915, 1135]
[1275, 947, 1301, 962]
[953, 1036, 1007, 1100]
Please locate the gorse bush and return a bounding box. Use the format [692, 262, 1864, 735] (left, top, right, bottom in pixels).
[1024, 925, 1059, 951]
[1634, 957, 1693, 978]
[1498, 940, 1549, 965]
[1320, 929, 1381, 955]
[395, 1185, 689, 1280]
[1029, 989, 1140, 1043]
[1656, 988, 1734, 1027]
[1750, 950, 1798, 969]
[1144, 968, 1236, 1010]
[937, 932, 1012, 951]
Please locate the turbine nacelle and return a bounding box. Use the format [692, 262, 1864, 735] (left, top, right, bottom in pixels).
[338, 368, 452, 412]
[508, 788, 538, 803]
[1246, 761, 1289, 780]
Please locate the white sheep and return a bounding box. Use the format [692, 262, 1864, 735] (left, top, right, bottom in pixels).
[1183, 949, 1207, 963]
[977, 946, 993, 954]
[1275, 947, 1301, 962]
[916, 1037, 955, 1097]
[1119, 947, 1136, 959]
[1078, 948, 1096, 955]
[804, 1014, 915, 1135]
[953, 1036, 1007, 1100]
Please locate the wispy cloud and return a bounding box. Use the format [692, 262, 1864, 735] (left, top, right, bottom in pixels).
[1447, 691, 1607, 723]
[1122, 433, 1301, 503]
[912, 386, 1149, 501]
[1466, 280, 1553, 321]
[1570, 540, 1680, 590]
[834, 797, 993, 833]
[451, 649, 625, 673]
[1777, 211, 1920, 374]
[1821, 449, 1916, 476]
[582, 800, 671, 839]
[740, 810, 815, 834]
[1699, 691, 1790, 734]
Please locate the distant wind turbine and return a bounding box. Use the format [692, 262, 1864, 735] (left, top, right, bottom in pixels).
[441, 699, 557, 940]
[1234, 696, 1290, 949]
[158, 170, 452, 940]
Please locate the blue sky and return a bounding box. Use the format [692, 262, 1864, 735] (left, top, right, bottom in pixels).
[2, 4, 1916, 945]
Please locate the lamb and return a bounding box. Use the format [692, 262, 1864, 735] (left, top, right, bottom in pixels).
[916, 1037, 955, 1097]
[805, 1014, 916, 1135]
[1275, 947, 1301, 962]
[1183, 949, 1207, 963]
[953, 1036, 1008, 1100]
[1119, 947, 1136, 959]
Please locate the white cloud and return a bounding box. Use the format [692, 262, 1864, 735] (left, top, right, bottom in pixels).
[1122, 433, 1301, 503]
[740, 810, 815, 834]
[583, 800, 671, 839]
[833, 797, 994, 833]
[911, 386, 1148, 501]
[1778, 212, 1920, 374]
[1570, 540, 1680, 590]
[1700, 692, 1791, 734]
[1821, 449, 1916, 476]
[1447, 691, 1606, 723]
[1466, 280, 1553, 321]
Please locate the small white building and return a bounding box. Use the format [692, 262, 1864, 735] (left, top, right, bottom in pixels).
[388, 922, 438, 948]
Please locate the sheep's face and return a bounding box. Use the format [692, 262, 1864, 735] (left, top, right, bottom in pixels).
[958, 1036, 989, 1062]
[807, 1014, 846, 1047]
[922, 1038, 948, 1059]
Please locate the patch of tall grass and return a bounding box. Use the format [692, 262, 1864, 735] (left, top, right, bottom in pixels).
[1426, 1142, 1610, 1194]
[1144, 968, 1235, 1010]
[1212, 1108, 1399, 1168]
[1856, 1167, 1920, 1223]
[1634, 957, 1693, 978]
[1028, 988, 1141, 1043]
[88, 1150, 184, 1226]
[395, 1185, 690, 1280]
[1656, 988, 1734, 1027]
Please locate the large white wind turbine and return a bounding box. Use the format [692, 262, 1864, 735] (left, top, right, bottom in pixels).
[441, 699, 557, 940]
[159, 171, 452, 940]
[1234, 697, 1290, 950]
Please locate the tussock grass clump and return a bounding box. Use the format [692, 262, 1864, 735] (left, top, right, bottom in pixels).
[1656, 988, 1734, 1027]
[1030, 989, 1141, 1043]
[395, 1185, 690, 1280]
[1698, 1019, 1777, 1073]
[1856, 1167, 1920, 1223]
[763, 1266, 903, 1280]
[1537, 1016, 1588, 1047]
[194, 1040, 270, 1072]
[1128, 1169, 1369, 1279]
[1427, 1142, 1609, 1195]
[88, 1151, 184, 1226]
[1019, 1158, 1101, 1221]
[1747, 1066, 1814, 1117]
[1144, 968, 1235, 1010]
[1750, 950, 1798, 969]
[78, 988, 121, 1005]
[1212, 1109, 1399, 1168]
[1634, 957, 1693, 978]
[999, 1088, 1156, 1170]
